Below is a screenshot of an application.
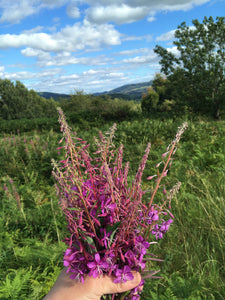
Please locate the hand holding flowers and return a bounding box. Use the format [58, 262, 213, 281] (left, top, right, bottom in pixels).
[52, 108, 187, 300]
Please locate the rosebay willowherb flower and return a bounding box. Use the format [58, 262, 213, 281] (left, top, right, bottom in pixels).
[52, 108, 188, 300]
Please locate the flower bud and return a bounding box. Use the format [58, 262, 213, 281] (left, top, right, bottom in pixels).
[147, 175, 157, 180]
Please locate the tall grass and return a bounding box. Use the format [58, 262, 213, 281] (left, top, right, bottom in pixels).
[0, 118, 225, 299]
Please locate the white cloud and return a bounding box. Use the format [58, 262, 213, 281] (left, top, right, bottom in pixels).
[86, 4, 148, 24]
[166, 46, 180, 56]
[41, 0, 68, 8]
[21, 26, 44, 34]
[25, 66, 128, 94]
[117, 48, 150, 56]
[122, 34, 153, 42]
[20, 44, 113, 67]
[0, 0, 67, 24]
[156, 25, 196, 41]
[147, 15, 156, 22]
[0, 21, 121, 52]
[0, 32, 59, 51]
[21, 48, 51, 61]
[0, 0, 37, 24]
[122, 50, 158, 65]
[37, 53, 112, 67]
[66, 4, 80, 18]
[136, 0, 209, 10]
[1, 68, 63, 81]
[0, 0, 211, 25]
[156, 29, 176, 41]
[105, 72, 124, 78]
[83, 69, 98, 75]
[83, 0, 210, 24]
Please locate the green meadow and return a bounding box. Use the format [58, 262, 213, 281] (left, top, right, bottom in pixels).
[0, 116, 225, 299]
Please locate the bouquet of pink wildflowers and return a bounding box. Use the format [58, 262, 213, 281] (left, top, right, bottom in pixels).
[52, 108, 187, 300]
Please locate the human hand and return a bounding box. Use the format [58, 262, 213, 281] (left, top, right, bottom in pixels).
[43, 268, 142, 300]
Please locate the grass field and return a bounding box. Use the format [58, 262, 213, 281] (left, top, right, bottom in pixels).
[0, 116, 225, 299]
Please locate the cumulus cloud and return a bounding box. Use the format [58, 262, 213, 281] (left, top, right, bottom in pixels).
[0, 32, 58, 51]
[0, 0, 211, 25]
[0, 21, 121, 52]
[83, 0, 210, 24]
[0, 0, 37, 24]
[21, 48, 52, 61]
[86, 4, 148, 24]
[20, 45, 113, 67]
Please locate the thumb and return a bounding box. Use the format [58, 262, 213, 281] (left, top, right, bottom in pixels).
[100, 272, 142, 295]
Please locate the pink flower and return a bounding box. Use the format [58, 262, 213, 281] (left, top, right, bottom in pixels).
[63, 248, 75, 267]
[87, 253, 109, 278]
[113, 266, 134, 283]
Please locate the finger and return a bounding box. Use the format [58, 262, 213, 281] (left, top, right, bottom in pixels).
[99, 272, 142, 295]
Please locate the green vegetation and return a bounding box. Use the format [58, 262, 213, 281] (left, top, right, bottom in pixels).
[0, 80, 57, 120]
[1, 117, 225, 299]
[0, 81, 141, 133]
[153, 16, 225, 119]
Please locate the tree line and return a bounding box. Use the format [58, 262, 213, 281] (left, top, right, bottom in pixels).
[0, 80, 140, 123]
[0, 80, 57, 120]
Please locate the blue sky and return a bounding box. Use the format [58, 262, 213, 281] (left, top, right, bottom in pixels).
[0, 0, 224, 94]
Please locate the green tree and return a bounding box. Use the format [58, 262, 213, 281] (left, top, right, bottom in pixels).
[61, 90, 92, 113]
[0, 79, 57, 120]
[141, 74, 176, 115]
[0, 79, 15, 119]
[141, 87, 159, 114]
[152, 73, 175, 111]
[154, 16, 225, 118]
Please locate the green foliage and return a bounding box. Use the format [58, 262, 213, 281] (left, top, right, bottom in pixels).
[0, 79, 58, 120]
[154, 16, 225, 119]
[141, 87, 159, 114]
[0, 117, 59, 133]
[142, 273, 207, 300]
[0, 268, 33, 299]
[0, 116, 225, 299]
[60, 90, 141, 125]
[141, 74, 178, 117]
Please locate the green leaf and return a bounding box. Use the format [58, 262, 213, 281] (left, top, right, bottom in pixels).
[66, 207, 81, 211]
[106, 221, 121, 234]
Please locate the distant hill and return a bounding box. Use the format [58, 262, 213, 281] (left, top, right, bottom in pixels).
[38, 80, 152, 101]
[107, 81, 152, 95]
[94, 81, 152, 99]
[38, 92, 70, 100]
